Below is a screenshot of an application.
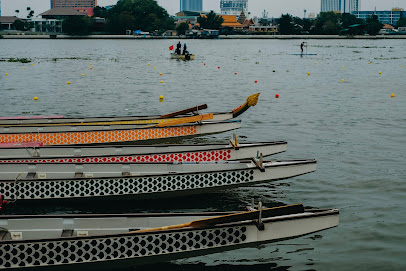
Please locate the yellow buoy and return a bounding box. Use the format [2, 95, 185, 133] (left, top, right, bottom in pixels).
[160, 95, 163, 99]
[315, 62, 317, 64]
[5, 73, 8, 76]
[160, 81, 163, 83]
[368, 62, 371, 64]
[401, 65, 404, 67]
[82, 74, 85, 76]
[307, 73, 310, 76]
[90, 63, 92, 65]
[32, 63, 34, 66]
[379, 72, 381, 74]
[341, 79, 345, 82]
[153, 67, 156, 69]
[24, 67, 27, 70]
[391, 93, 395, 98]
[342, 66, 344, 68]
[67, 81, 71, 85]
[160, 73, 163, 76]
[148, 64, 150, 66]
[34, 97, 38, 100]
[90, 67, 93, 70]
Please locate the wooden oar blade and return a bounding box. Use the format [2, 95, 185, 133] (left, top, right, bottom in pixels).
[159, 104, 208, 118]
[190, 204, 304, 228]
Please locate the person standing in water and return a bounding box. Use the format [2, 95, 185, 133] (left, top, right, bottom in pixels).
[300, 42, 306, 54]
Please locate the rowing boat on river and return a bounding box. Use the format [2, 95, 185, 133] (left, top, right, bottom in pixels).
[0, 204, 339, 270]
[170, 53, 195, 60]
[0, 141, 287, 162]
[0, 120, 241, 146]
[0, 93, 259, 126]
[0, 159, 316, 201]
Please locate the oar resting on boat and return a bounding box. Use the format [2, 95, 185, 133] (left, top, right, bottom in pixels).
[132, 204, 305, 233]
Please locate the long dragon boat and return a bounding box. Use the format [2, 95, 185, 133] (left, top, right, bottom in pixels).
[0, 120, 241, 146]
[0, 93, 259, 126]
[0, 141, 287, 162]
[0, 204, 339, 270]
[0, 159, 316, 201]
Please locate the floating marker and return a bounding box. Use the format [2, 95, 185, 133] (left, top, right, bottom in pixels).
[160, 73, 163, 76]
[90, 63, 92, 65]
[32, 63, 34, 66]
[218, 66, 220, 69]
[34, 97, 38, 100]
[315, 62, 317, 64]
[235, 72, 237, 75]
[24, 67, 27, 70]
[148, 64, 150, 66]
[67, 81, 71, 85]
[90, 67, 93, 70]
[379, 72, 381, 74]
[368, 62, 371, 64]
[82, 74, 85, 76]
[273, 70, 276, 72]
[275, 94, 279, 98]
[153, 67, 156, 69]
[160, 95, 163, 99]
[307, 73, 310, 76]
[160, 81, 163, 83]
[255, 80, 258, 83]
[5, 73, 8, 76]
[341, 79, 345, 82]
[401, 65, 404, 67]
[391, 93, 395, 98]
[204, 63, 206, 65]
[342, 66, 344, 68]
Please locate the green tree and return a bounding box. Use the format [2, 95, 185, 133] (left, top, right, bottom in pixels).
[13, 20, 26, 31]
[176, 22, 189, 35]
[63, 16, 91, 35]
[365, 15, 382, 35]
[106, 0, 174, 34]
[278, 14, 295, 34]
[396, 17, 406, 27]
[93, 6, 108, 18]
[313, 12, 341, 34]
[197, 11, 224, 29]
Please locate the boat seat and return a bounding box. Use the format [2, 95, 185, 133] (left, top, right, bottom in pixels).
[61, 229, 74, 237]
[74, 172, 83, 178]
[0, 230, 8, 240]
[26, 172, 36, 179]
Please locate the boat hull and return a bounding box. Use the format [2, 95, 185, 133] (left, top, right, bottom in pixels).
[0, 121, 241, 146]
[170, 54, 195, 60]
[0, 160, 316, 201]
[0, 209, 339, 270]
[0, 142, 287, 162]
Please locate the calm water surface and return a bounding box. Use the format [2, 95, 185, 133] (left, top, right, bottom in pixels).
[0, 39, 405, 271]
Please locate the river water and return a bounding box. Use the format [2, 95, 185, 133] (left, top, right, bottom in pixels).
[0, 38, 405, 270]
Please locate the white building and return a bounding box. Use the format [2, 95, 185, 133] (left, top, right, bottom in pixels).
[220, 0, 248, 16]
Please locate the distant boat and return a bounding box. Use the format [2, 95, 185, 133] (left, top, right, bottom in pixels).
[170, 53, 195, 60]
[0, 205, 339, 269]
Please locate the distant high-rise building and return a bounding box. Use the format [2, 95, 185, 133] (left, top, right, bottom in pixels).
[220, 0, 248, 16]
[180, 0, 202, 11]
[321, 0, 341, 12]
[321, 0, 359, 13]
[51, 0, 97, 8]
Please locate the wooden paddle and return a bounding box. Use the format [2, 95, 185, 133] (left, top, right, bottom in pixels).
[131, 204, 304, 233]
[159, 104, 208, 118]
[144, 113, 213, 128]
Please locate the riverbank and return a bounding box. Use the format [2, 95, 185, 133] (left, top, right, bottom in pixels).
[1, 34, 406, 39]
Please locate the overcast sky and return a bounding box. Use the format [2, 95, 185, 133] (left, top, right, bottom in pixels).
[2, 0, 405, 18]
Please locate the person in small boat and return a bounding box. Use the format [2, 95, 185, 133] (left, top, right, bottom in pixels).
[182, 43, 188, 55]
[176, 41, 181, 55]
[300, 42, 306, 54]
